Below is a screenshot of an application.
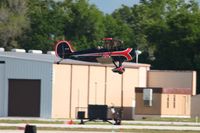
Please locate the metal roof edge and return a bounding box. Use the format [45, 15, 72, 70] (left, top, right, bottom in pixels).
[0, 54, 54, 64]
[148, 70, 196, 73]
[0, 52, 151, 68]
[57, 61, 151, 68]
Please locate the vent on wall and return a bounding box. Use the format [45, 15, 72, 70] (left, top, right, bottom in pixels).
[11, 49, 26, 53]
[143, 89, 153, 106]
[28, 50, 42, 54]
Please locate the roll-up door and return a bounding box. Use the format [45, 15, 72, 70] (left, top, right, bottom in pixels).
[8, 79, 41, 117]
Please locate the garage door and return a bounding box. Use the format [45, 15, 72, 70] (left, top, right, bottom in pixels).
[8, 79, 41, 117]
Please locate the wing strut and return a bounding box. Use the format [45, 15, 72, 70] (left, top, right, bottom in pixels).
[112, 60, 125, 74]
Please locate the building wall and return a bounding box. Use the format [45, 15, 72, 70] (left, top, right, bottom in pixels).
[71, 65, 89, 118]
[52, 64, 71, 118]
[106, 67, 122, 106]
[161, 94, 191, 117]
[135, 88, 191, 118]
[138, 67, 149, 87]
[148, 71, 196, 95]
[51, 63, 147, 119]
[135, 93, 162, 115]
[0, 63, 5, 116]
[122, 68, 139, 119]
[191, 95, 200, 118]
[1, 57, 53, 118]
[89, 66, 106, 105]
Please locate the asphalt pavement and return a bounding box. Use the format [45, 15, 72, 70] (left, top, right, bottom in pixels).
[0, 131, 113, 133]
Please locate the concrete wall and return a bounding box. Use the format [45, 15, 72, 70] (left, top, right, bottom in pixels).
[148, 71, 196, 95]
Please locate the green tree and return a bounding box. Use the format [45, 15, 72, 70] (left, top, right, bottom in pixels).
[19, 0, 66, 52]
[112, 0, 200, 92]
[103, 15, 133, 48]
[63, 0, 105, 50]
[0, 0, 29, 49]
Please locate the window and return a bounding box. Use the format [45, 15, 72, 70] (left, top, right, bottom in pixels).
[167, 95, 169, 108]
[173, 95, 176, 108]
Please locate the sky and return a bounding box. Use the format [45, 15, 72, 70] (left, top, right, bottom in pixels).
[54, 0, 200, 14]
[89, 0, 139, 14]
[89, 0, 200, 14]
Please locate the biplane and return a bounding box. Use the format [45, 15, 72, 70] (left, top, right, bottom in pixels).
[55, 38, 135, 74]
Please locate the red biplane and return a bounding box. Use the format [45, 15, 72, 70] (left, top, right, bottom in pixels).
[55, 38, 135, 74]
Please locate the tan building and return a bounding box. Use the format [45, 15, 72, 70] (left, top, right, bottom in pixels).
[135, 87, 191, 119]
[46, 65, 197, 119]
[147, 70, 196, 95]
[52, 62, 150, 119]
[0, 51, 197, 119]
[0, 51, 150, 119]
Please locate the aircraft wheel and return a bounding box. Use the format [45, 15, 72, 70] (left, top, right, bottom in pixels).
[118, 71, 123, 74]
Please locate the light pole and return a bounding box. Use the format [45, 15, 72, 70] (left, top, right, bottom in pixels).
[135, 50, 142, 63]
[95, 82, 97, 104]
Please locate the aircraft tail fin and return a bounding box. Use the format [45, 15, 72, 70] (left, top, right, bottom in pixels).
[55, 40, 74, 59]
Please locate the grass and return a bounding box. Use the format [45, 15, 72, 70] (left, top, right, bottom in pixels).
[37, 127, 200, 133]
[140, 117, 198, 122]
[0, 126, 199, 133]
[0, 117, 198, 124]
[0, 118, 198, 125]
[0, 119, 63, 124]
[0, 118, 199, 133]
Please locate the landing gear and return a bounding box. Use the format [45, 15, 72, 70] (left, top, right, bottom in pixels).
[110, 106, 122, 125]
[112, 61, 125, 74]
[112, 66, 125, 74]
[56, 59, 63, 64]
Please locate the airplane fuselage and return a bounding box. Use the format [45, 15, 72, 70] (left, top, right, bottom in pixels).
[55, 40, 135, 74]
[69, 48, 134, 63]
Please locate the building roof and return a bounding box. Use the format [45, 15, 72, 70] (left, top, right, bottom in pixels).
[0, 51, 150, 68]
[135, 87, 192, 95]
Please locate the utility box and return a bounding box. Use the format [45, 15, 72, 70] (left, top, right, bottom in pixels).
[88, 104, 108, 121]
